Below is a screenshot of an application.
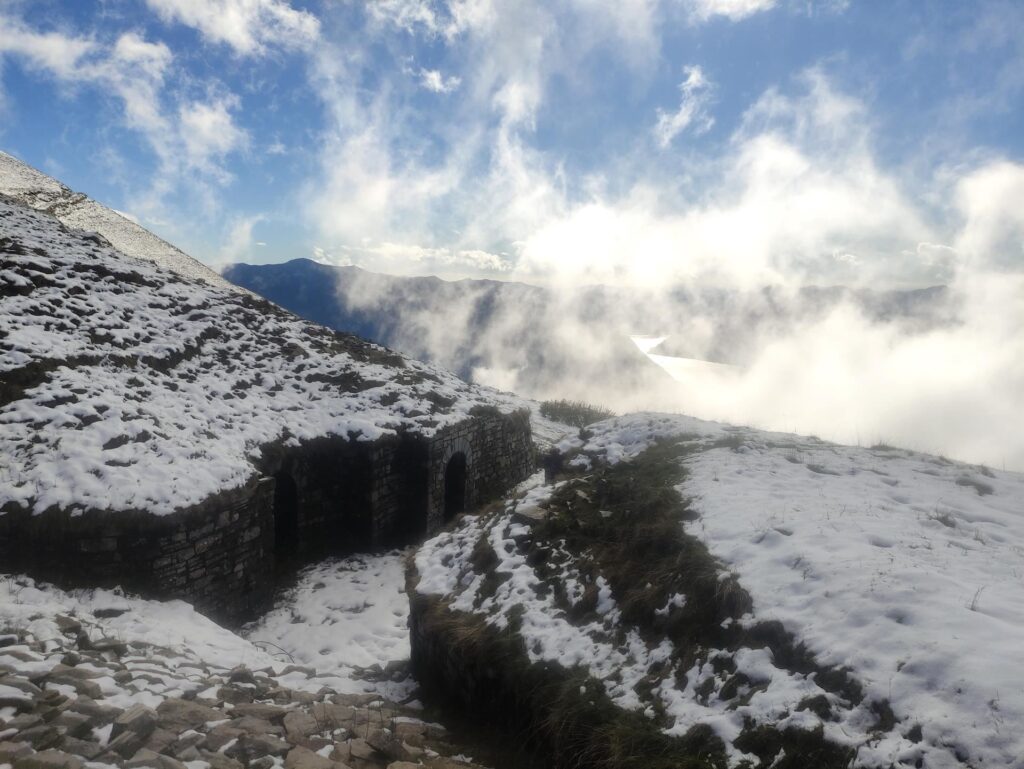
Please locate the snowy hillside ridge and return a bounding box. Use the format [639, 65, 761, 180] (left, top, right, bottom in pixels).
[0, 197, 529, 515]
[0, 151, 230, 288]
[412, 415, 1024, 768]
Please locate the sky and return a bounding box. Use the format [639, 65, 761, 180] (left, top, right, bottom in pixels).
[2, 0, 1023, 469]
[0, 0, 1022, 288]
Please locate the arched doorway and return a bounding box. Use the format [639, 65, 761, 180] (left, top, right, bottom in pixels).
[443, 452, 467, 521]
[273, 470, 299, 563]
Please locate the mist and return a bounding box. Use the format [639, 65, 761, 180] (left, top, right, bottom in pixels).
[333, 157, 1024, 471]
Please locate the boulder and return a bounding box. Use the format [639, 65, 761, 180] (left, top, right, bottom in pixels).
[156, 698, 223, 732]
[0, 741, 33, 763]
[283, 746, 352, 769]
[112, 705, 158, 740]
[13, 749, 83, 769]
[229, 703, 286, 724]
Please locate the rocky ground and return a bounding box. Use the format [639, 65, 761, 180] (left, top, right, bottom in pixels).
[0, 594, 489, 769]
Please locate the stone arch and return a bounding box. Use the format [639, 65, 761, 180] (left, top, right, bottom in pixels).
[273, 470, 299, 564]
[444, 452, 468, 521]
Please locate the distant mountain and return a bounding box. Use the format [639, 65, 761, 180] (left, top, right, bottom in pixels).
[224, 258, 950, 402]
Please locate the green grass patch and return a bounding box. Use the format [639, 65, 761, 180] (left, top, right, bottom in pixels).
[539, 399, 615, 428]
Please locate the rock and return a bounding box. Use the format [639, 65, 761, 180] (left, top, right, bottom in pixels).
[156, 698, 223, 732]
[0, 688, 33, 711]
[13, 749, 83, 769]
[16, 725, 62, 750]
[0, 677, 44, 698]
[310, 703, 355, 730]
[199, 749, 244, 769]
[168, 731, 204, 757]
[346, 739, 379, 762]
[86, 639, 127, 657]
[108, 730, 147, 759]
[47, 666, 101, 681]
[112, 705, 158, 740]
[51, 711, 93, 740]
[387, 763, 421, 769]
[229, 703, 286, 724]
[125, 748, 188, 769]
[66, 697, 121, 726]
[283, 710, 321, 742]
[263, 687, 295, 704]
[283, 746, 351, 769]
[250, 757, 277, 769]
[202, 726, 243, 752]
[228, 733, 291, 759]
[175, 746, 201, 762]
[58, 737, 104, 760]
[365, 729, 420, 763]
[330, 694, 379, 708]
[279, 665, 316, 678]
[0, 635, 19, 648]
[227, 716, 282, 735]
[0, 741, 33, 763]
[4, 714, 44, 733]
[54, 617, 82, 636]
[143, 727, 178, 753]
[226, 667, 255, 685]
[216, 686, 253, 705]
[46, 675, 101, 700]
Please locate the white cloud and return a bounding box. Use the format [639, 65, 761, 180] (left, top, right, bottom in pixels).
[419, 68, 461, 93]
[218, 214, 265, 265]
[955, 161, 1024, 271]
[144, 0, 319, 55]
[178, 98, 249, 176]
[0, 18, 96, 78]
[654, 65, 714, 147]
[686, 0, 777, 22]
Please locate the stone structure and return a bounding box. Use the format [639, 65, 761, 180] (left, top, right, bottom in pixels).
[0, 409, 533, 624]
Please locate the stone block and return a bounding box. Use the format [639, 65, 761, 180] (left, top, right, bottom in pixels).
[156, 698, 223, 732]
[112, 705, 158, 740]
[13, 749, 83, 769]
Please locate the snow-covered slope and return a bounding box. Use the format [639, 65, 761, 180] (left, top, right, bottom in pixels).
[0, 150, 230, 288]
[414, 414, 1024, 768]
[0, 196, 528, 515]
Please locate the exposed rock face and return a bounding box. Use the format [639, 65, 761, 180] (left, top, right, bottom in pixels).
[0, 619, 490, 769]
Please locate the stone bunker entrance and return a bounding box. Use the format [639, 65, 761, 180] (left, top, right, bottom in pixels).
[443, 452, 467, 521]
[272, 470, 299, 566]
[0, 408, 534, 624]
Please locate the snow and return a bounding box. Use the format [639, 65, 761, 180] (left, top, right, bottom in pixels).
[0, 557, 420, 701]
[0, 151, 231, 288]
[243, 552, 414, 698]
[0, 196, 532, 515]
[683, 432, 1024, 768]
[416, 413, 1024, 767]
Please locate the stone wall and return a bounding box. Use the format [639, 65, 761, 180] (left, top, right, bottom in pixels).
[0, 477, 275, 624]
[0, 410, 534, 624]
[425, 408, 534, 533]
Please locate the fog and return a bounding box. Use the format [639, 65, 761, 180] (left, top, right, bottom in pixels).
[334, 158, 1024, 472]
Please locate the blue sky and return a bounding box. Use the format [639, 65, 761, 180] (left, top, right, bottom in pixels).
[1, 0, 1022, 287]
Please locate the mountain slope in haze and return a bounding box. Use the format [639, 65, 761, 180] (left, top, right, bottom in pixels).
[0, 150, 231, 288]
[224, 258, 673, 396]
[224, 258, 951, 402]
